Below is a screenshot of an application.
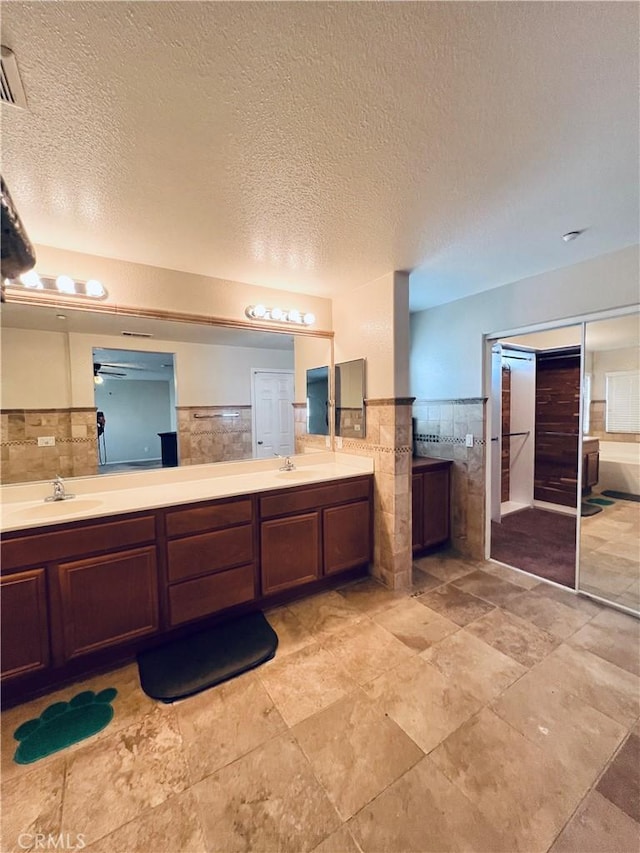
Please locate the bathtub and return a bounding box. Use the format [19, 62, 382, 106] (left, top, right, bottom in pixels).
[597, 440, 640, 494]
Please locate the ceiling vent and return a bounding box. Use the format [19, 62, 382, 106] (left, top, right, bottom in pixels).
[1, 46, 28, 109]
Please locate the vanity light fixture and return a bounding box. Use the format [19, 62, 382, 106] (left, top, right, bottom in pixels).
[6, 272, 108, 299]
[245, 304, 316, 326]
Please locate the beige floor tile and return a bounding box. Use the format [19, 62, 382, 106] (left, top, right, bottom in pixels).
[348, 756, 510, 853]
[311, 825, 362, 853]
[417, 583, 495, 627]
[596, 732, 640, 823]
[62, 706, 189, 846]
[502, 586, 595, 640]
[86, 789, 207, 853]
[292, 689, 423, 820]
[466, 608, 559, 668]
[259, 642, 356, 726]
[372, 597, 459, 652]
[431, 708, 586, 852]
[492, 667, 626, 788]
[1, 757, 65, 853]
[191, 733, 341, 853]
[322, 619, 415, 685]
[481, 561, 541, 589]
[175, 673, 287, 783]
[413, 551, 479, 583]
[411, 565, 445, 594]
[336, 577, 404, 615]
[453, 569, 529, 608]
[549, 790, 640, 853]
[1, 663, 158, 783]
[532, 643, 640, 726]
[265, 605, 316, 658]
[421, 629, 526, 704]
[288, 590, 365, 640]
[362, 656, 482, 753]
[569, 607, 640, 676]
[539, 584, 603, 616]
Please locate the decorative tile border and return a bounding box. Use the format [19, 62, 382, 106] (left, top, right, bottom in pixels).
[1, 436, 96, 447]
[414, 433, 486, 447]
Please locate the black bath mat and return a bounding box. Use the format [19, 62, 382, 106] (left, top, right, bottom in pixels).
[137, 612, 278, 702]
[581, 503, 603, 517]
[601, 490, 640, 503]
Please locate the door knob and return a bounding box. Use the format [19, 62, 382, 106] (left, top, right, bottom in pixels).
[257, 441, 263, 445]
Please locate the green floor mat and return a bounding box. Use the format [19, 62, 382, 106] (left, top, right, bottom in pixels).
[581, 503, 603, 517]
[13, 688, 117, 765]
[587, 497, 616, 506]
[601, 490, 640, 503]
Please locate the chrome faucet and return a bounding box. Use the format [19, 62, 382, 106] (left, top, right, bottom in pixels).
[45, 475, 75, 502]
[275, 454, 296, 471]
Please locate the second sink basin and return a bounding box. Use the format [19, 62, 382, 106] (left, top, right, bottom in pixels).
[10, 498, 104, 521]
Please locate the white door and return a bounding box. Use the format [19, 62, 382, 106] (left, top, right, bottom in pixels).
[252, 370, 295, 458]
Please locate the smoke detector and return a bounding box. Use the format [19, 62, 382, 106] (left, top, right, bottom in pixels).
[0, 45, 28, 109]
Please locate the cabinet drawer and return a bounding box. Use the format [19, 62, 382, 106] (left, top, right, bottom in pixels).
[1, 568, 50, 680]
[2, 515, 156, 571]
[260, 477, 370, 519]
[169, 564, 255, 627]
[166, 498, 253, 538]
[56, 546, 159, 660]
[167, 524, 254, 582]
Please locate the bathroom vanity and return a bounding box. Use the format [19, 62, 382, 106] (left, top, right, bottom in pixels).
[0, 457, 373, 705]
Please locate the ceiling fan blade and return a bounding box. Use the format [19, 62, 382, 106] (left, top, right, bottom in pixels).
[100, 362, 152, 370]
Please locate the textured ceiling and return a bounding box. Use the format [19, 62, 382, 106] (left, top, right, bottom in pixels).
[1, 2, 638, 311]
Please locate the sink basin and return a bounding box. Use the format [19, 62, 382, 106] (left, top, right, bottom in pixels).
[10, 498, 104, 520]
[274, 470, 316, 480]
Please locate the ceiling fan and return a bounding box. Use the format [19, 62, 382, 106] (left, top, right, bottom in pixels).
[93, 362, 126, 383]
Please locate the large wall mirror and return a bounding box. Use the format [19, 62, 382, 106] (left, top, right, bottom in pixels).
[0, 301, 332, 484]
[578, 311, 639, 613]
[335, 358, 366, 438]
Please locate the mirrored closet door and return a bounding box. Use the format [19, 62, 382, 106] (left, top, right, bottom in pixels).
[578, 312, 640, 614]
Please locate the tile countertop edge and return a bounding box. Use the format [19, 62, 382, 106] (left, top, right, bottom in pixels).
[0, 455, 374, 534]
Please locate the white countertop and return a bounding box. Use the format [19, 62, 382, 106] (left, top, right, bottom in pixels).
[0, 452, 374, 533]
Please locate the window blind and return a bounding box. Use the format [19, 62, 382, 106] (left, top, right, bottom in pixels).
[605, 371, 640, 433]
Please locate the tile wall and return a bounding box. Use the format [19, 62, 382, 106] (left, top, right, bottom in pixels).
[0, 408, 98, 484]
[412, 399, 487, 560]
[177, 406, 253, 466]
[294, 403, 328, 452]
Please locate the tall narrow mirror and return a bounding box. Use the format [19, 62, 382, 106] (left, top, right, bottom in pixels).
[578, 312, 640, 613]
[335, 358, 366, 438]
[306, 366, 329, 436]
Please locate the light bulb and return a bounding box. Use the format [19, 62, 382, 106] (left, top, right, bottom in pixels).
[288, 309, 301, 324]
[302, 312, 316, 325]
[20, 270, 43, 289]
[271, 307, 283, 321]
[85, 279, 105, 298]
[56, 275, 76, 294]
[253, 304, 266, 318]
[93, 374, 104, 385]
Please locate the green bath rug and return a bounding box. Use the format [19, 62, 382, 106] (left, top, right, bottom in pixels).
[13, 688, 117, 765]
[586, 497, 616, 506]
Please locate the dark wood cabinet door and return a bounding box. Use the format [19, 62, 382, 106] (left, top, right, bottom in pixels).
[584, 451, 600, 488]
[1, 569, 50, 680]
[412, 474, 424, 551]
[261, 512, 320, 595]
[56, 546, 159, 661]
[422, 468, 450, 547]
[323, 500, 371, 575]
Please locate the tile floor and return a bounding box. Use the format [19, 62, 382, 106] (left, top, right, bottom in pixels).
[580, 497, 640, 612]
[2, 552, 639, 853]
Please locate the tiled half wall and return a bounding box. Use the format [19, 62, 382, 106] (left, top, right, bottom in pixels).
[177, 406, 253, 466]
[413, 398, 487, 560]
[1, 408, 98, 484]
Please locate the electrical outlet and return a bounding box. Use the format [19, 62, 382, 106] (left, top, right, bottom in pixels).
[37, 436, 55, 447]
[354, 424, 361, 432]
[336, 436, 343, 449]
[465, 433, 474, 448]
[325, 435, 331, 447]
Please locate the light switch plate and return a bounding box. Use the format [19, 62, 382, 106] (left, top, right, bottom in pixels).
[465, 433, 474, 448]
[37, 436, 56, 447]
